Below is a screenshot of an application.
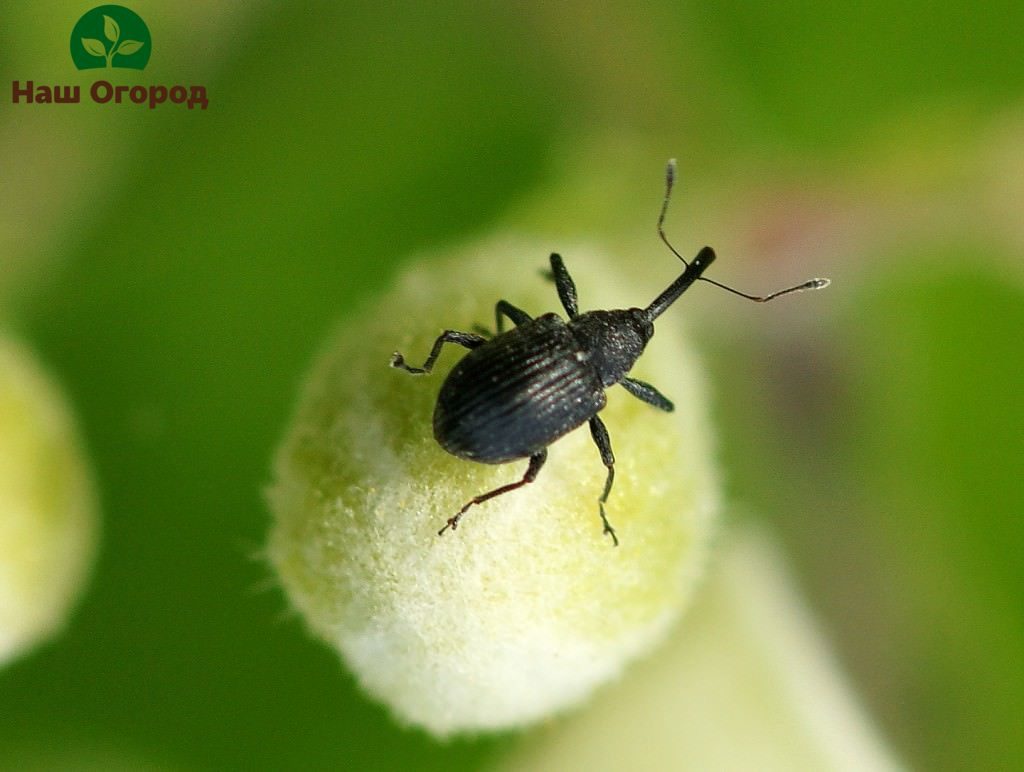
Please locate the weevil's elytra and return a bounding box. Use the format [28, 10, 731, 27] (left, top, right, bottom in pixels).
[391, 159, 830, 545]
[434, 313, 606, 464]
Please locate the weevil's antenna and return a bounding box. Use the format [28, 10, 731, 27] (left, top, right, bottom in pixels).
[657, 159, 830, 302]
[656, 159, 682, 261]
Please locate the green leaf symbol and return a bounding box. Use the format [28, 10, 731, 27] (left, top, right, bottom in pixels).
[115, 40, 145, 56]
[81, 38, 107, 58]
[103, 15, 120, 43]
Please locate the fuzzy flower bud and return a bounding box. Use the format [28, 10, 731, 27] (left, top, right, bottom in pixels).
[497, 526, 902, 770]
[266, 237, 719, 737]
[0, 333, 97, 665]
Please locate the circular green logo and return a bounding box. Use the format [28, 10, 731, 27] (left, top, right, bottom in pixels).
[70, 5, 151, 71]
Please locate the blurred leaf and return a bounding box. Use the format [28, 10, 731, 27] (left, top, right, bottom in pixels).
[846, 250, 1024, 769]
[694, 2, 1024, 150]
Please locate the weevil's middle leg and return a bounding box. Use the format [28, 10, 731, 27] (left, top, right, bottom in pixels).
[440, 450, 547, 536]
[588, 415, 619, 546]
[390, 330, 486, 374]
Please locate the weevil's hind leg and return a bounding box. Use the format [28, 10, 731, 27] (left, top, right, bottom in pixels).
[390, 330, 486, 374]
[440, 450, 547, 536]
[495, 300, 533, 334]
[620, 376, 675, 412]
[588, 415, 619, 546]
[549, 253, 580, 318]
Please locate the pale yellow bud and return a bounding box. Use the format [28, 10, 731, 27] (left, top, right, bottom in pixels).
[0, 333, 97, 665]
[267, 237, 719, 737]
[495, 525, 902, 771]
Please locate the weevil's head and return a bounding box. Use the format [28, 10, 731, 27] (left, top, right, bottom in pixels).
[570, 308, 653, 387]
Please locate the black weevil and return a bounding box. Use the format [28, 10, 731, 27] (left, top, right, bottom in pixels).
[391, 160, 829, 545]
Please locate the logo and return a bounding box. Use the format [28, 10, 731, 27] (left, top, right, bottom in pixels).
[70, 5, 151, 71]
[12, 6, 207, 109]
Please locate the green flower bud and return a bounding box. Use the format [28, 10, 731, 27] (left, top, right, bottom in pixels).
[266, 238, 719, 737]
[0, 333, 97, 665]
[496, 526, 901, 770]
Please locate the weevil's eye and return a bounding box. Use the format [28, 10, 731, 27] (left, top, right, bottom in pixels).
[631, 308, 654, 338]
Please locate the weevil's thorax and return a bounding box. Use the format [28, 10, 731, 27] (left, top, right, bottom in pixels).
[568, 308, 653, 387]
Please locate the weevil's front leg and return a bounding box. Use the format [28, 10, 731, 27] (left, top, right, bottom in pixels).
[390, 330, 486, 374]
[620, 376, 675, 412]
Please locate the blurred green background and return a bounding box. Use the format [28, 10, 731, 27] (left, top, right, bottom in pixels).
[2, 1, 1022, 769]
